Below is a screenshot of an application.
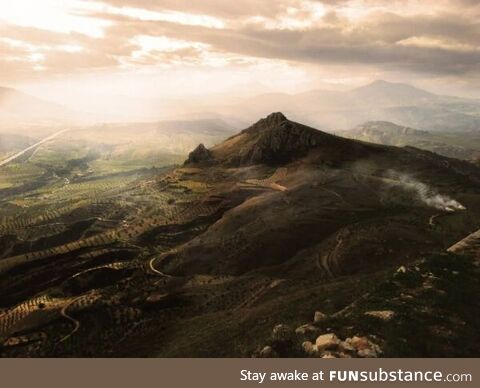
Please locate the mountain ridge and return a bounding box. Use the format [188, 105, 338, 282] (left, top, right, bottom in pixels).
[190, 112, 383, 166]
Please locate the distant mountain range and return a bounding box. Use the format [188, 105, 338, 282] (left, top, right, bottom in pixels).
[3, 80, 480, 136]
[210, 80, 480, 133]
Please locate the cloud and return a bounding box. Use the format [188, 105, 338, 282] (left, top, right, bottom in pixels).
[91, 10, 479, 76]
[0, 0, 480, 85]
[93, 0, 301, 19]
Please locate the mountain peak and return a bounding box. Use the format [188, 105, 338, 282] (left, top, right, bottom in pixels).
[204, 113, 378, 166]
[366, 79, 413, 88]
[263, 111, 287, 124]
[369, 79, 391, 86]
[243, 112, 288, 135]
[355, 80, 433, 96]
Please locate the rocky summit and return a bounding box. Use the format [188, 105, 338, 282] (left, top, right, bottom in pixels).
[185, 143, 213, 164]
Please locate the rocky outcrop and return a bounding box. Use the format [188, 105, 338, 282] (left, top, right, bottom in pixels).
[252, 112, 288, 129]
[303, 333, 382, 358]
[364, 310, 395, 321]
[314, 311, 327, 323]
[315, 333, 340, 351]
[184, 143, 213, 165]
[233, 113, 330, 165]
[253, 321, 383, 358]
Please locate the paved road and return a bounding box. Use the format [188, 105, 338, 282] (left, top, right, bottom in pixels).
[0, 129, 68, 167]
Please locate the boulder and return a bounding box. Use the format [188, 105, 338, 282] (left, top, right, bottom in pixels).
[145, 292, 169, 303]
[348, 336, 369, 350]
[314, 311, 327, 323]
[302, 341, 317, 355]
[185, 144, 213, 164]
[338, 340, 355, 353]
[321, 352, 337, 359]
[347, 336, 382, 358]
[357, 348, 380, 358]
[295, 324, 321, 337]
[364, 310, 395, 322]
[259, 345, 277, 358]
[315, 333, 340, 351]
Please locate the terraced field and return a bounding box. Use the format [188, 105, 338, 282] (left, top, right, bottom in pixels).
[0, 151, 301, 356]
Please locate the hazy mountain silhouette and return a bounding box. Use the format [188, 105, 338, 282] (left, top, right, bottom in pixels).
[208, 81, 480, 132]
[0, 87, 84, 127]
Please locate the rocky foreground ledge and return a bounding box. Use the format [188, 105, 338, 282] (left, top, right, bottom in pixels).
[253, 252, 480, 358]
[253, 319, 383, 359]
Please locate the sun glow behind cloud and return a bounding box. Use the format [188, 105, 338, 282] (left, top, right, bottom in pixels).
[0, 0, 110, 37]
[110, 7, 225, 29]
[246, 1, 327, 30]
[1, 0, 480, 117]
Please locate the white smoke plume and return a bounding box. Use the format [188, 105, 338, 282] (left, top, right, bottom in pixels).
[385, 171, 466, 212]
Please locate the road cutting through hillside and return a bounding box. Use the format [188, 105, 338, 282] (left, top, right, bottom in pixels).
[0, 129, 69, 167]
[148, 253, 174, 277]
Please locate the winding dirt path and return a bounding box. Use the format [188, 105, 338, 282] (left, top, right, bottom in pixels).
[58, 297, 82, 343]
[316, 231, 345, 278]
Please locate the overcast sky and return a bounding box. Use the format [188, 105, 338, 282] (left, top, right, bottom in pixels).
[1, 0, 480, 109]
